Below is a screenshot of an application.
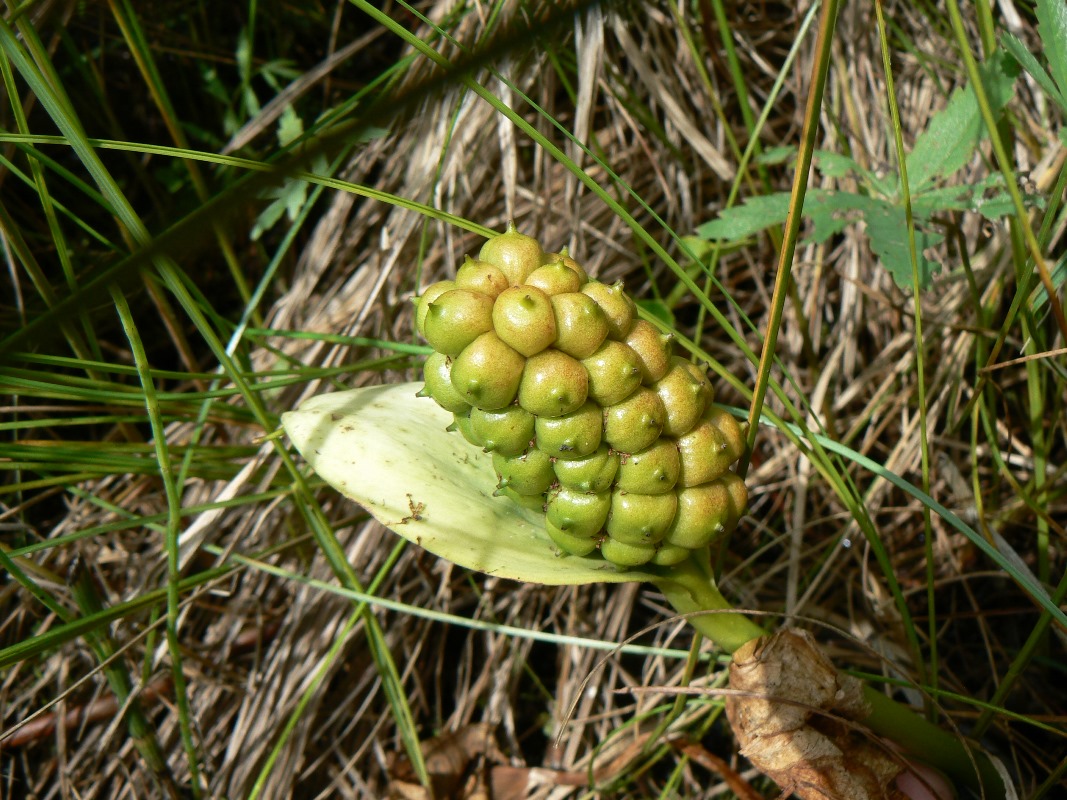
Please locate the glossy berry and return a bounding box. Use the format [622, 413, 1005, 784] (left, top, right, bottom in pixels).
[415, 280, 456, 337]
[545, 519, 599, 557]
[546, 486, 611, 538]
[542, 248, 589, 284]
[525, 260, 583, 295]
[493, 285, 557, 357]
[582, 281, 635, 339]
[606, 490, 677, 545]
[581, 340, 643, 407]
[493, 448, 555, 496]
[518, 349, 589, 418]
[419, 352, 472, 415]
[550, 292, 610, 359]
[654, 359, 711, 438]
[624, 320, 673, 384]
[552, 444, 620, 493]
[478, 223, 545, 286]
[598, 537, 656, 567]
[615, 438, 680, 495]
[664, 474, 747, 550]
[534, 401, 602, 459]
[450, 331, 525, 410]
[455, 257, 509, 299]
[423, 289, 495, 356]
[602, 387, 667, 454]
[470, 406, 536, 457]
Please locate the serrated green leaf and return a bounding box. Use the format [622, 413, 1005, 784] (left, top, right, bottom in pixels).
[1000, 32, 1066, 112]
[695, 192, 793, 241]
[281, 384, 659, 585]
[806, 191, 880, 243]
[864, 199, 942, 290]
[277, 105, 304, 147]
[906, 51, 1018, 193]
[813, 150, 866, 180]
[1037, 0, 1067, 109]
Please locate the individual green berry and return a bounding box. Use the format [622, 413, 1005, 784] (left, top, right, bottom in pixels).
[602, 387, 667, 454]
[492, 448, 555, 496]
[545, 519, 599, 557]
[492, 285, 557, 357]
[450, 331, 525, 410]
[423, 289, 495, 356]
[418, 351, 472, 415]
[581, 340, 643, 406]
[706, 406, 746, 463]
[624, 320, 673, 384]
[415, 280, 456, 337]
[499, 486, 548, 512]
[606, 491, 677, 545]
[654, 359, 712, 438]
[546, 486, 610, 538]
[550, 292, 609, 359]
[518, 349, 589, 418]
[455, 257, 509, 299]
[676, 412, 733, 487]
[525, 260, 582, 296]
[534, 401, 602, 459]
[552, 444, 620, 493]
[680, 359, 715, 412]
[470, 405, 535, 457]
[582, 281, 636, 339]
[542, 248, 589, 284]
[650, 543, 691, 567]
[478, 223, 545, 286]
[599, 537, 656, 567]
[663, 473, 748, 550]
[447, 410, 483, 448]
[615, 438, 680, 494]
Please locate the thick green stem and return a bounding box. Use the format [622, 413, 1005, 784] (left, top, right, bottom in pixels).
[655, 553, 1007, 799]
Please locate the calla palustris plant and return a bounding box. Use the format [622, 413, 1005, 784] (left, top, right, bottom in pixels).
[281, 227, 1007, 800]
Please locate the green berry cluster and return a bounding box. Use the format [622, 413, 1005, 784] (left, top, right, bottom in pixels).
[416, 224, 748, 568]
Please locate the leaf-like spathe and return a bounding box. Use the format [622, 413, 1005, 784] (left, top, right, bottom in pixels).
[281, 384, 659, 585]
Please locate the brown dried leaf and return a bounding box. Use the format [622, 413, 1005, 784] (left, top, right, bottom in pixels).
[725, 629, 906, 800]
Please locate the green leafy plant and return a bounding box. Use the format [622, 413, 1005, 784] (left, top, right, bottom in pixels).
[695, 50, 1025, 290]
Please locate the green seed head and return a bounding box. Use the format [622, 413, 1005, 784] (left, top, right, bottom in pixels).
[542, 248, 589, 284]
[581, 280, 636, 340]
[653, 359, 711, 438]
[606, 490, 678, 545]
[518, 349, 589, 418]
[550, 292, 610, 359]
[423, 288, 495, 356]
[603, 387, 667, 454]
[535, 400, 603, 460]
[492, 448, 555, 496]
[420, 351, 472, 415]
[450, 331, 526, 410]
[525, 260, 583, 296]
[615, 438, 680, 494]
[581, 340, 643, 406]
[624, 320, 674, 384]
[470, 405, 535, 457]
[478, 223, 546, 286]
[599, 536, 656, 568]
[552, 444, 620, 493]
[455, 257, 510, 299]
[545, 519, 600, 557]
[492, 285, 557, 357]
[676, 412, 733, 487]
[415, 280, 456, 337]
[546, 486, 610, 537]
[664, 473, 748, 550]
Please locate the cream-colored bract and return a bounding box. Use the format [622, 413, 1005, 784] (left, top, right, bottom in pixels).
[281, 383, 658, 585]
